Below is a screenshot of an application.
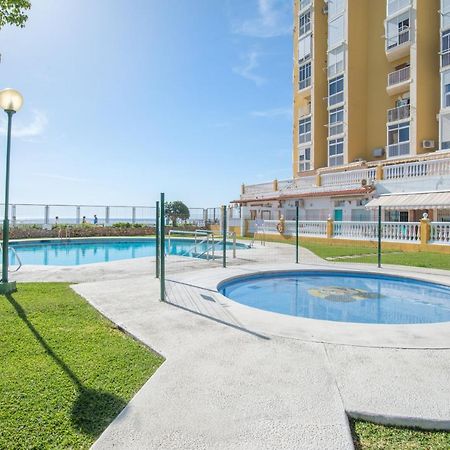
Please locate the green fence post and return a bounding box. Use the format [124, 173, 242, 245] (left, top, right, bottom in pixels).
[377, 205, 382, 268]
[160, 194, 165, 301]
[295, 200, 299, 264]
[222, 205, 227, 268]
[155, 201, 160, 278]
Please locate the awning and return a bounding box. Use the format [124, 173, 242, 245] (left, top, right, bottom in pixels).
[366, 191, 450, 210]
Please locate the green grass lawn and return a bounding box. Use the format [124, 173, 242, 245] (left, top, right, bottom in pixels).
[300, 242, 450, 271]
[352, 420, 450, 450]
[0, 283, 163, 449]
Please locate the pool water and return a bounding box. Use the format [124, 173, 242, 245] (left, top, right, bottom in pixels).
[219, 271, 450, 324]
[8, 238, 244, 266]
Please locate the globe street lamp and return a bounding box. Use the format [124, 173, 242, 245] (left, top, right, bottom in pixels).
[0, 88, 23, 295]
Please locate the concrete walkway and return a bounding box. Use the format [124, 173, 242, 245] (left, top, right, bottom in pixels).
[11, 246, 450, 449]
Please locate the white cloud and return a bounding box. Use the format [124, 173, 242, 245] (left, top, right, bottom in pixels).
[251, 107, 291, 118]
[233, 50, 266, 86]
[0, 110, 48, 139]
[234, 0, 291, 38]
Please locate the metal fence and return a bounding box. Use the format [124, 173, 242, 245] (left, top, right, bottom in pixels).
[1, 203, 220, 227]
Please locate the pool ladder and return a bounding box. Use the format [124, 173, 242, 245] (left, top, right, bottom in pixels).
[0, 244, 22, 272]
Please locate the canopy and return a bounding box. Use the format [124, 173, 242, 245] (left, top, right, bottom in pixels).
[366, 191, 450, 210]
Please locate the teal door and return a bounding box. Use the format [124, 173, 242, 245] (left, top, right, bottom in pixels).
[334, 209, 343, 221]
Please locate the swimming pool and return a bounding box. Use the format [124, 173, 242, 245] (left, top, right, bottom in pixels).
[8, 238, 247, 266]
[218, 271, 450, 325]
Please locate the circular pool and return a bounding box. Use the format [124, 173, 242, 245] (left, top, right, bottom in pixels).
[218, 271, 450, 325]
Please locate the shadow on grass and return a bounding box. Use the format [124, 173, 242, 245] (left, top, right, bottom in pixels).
[6, 294, 126, 437]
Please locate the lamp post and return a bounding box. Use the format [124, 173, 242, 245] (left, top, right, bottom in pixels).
[0, 88, 23, 295]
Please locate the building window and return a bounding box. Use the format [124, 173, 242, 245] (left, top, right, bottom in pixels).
[442, 30, 450, 68]
[387, 0, 411, 17]
[386, 12, 410, 50]
[299, 62, 311, 90]
[327, 0, 345, 18]
[299, 0, 312, 11]
[298, 34, 312, 63]
[442, 70, 450, 108]
[299, 11, 311, 36]
[328, 44, 345, 77]
[328, 75, 344, 107]
[388, 121, 410, 157]
[299, 117, 312, 144]
[329, 138, 344, 167]
[328, 106, 344, 136]
[440, 113, 450, 150]
[299, 147, 311, 172]
[442, 0, 450, 31]
[328, 14, 345, 50]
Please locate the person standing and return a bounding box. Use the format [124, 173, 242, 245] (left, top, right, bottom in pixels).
[93, 214, 98, 225]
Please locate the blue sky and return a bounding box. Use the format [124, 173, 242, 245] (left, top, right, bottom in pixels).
[0, 0, 293, 207]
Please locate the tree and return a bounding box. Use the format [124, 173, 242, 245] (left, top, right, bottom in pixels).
[165, 201, 190, 227]
[0, 0, 31, 30]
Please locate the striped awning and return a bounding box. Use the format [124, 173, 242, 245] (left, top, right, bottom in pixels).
[366, 191, 450, 210]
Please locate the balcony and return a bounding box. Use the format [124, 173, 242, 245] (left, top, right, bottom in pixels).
[385, 28, 411, 61]
[387, 104, 410, 123]
[442, 50, 450, 69]
[386, 66, 411, 95]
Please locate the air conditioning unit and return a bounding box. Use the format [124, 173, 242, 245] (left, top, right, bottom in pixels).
[372, 147, 385, 158]
[422, 140, 435, 149]
[322, 4, 328, 14]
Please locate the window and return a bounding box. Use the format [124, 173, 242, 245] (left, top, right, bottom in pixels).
[442, 0, 450, 31]
[299, 11, 311, 36]
[299, 0, 312, 11]
[387, 0, 410, 17]
[298, 34, 312, 63]
[328, 15, 345, 50]
[299, 62, 311, 90]
[386, 12, 410, 50]
[327, 0, 345, 18]
[442, 30, 450, 67]
[299, 147, 311, 172]
[328, 75, 344, 107]
[440, 113, 450, 150]
[328, 45, 345, 77]
[328, 106, 344, 136]
[299, 117, 311, 144]
[328, 138, 344, 167]
[442, 70, 450, 108]
[388, 121, 410, 157]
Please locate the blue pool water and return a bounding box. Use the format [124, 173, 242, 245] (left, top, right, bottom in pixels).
[8, 238, 245, 266]
[219, 271, 450, 324]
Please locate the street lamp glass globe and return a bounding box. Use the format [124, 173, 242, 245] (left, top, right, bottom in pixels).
[0, 89, 24, 113]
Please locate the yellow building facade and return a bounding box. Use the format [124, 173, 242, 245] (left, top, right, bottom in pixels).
[293, 0, 441, 178]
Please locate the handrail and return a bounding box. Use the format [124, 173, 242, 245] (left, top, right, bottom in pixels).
[0, 244, 22, 272]
[167, 229, 210, 252]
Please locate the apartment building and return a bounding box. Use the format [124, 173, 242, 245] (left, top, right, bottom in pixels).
[235, 0, 450, 225]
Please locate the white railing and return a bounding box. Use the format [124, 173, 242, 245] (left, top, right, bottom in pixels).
[298, 221, 327, 236]
[381, 222, 420, 242]
[334, 221, 378, 240]
[383, 158, 450, 180]
[387, 0, 411, 17]
[321, 168, 376, 187]
[243, 182, 274, 195]
[430, 222, 450, 244]
[387, 104, 410, 122]
[387, 66, 410, 86]
[386, 28, 410, 51]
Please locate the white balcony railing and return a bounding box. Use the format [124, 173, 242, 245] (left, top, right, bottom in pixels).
[328, 122, 344, 137]
[387, 66, 410, 86]
[430, 222, 450, 244]
[386, 28, 411, 51]
[387, 0, 411, 17]
[442, 51, 450, 68]
[243, 182, 274, 195]
[383, 158, 450, 179]
[387, 104, 410, 122]
[321, 168, 376, 187]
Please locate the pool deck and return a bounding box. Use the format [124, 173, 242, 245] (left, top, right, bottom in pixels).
[10, 246, 450, 449]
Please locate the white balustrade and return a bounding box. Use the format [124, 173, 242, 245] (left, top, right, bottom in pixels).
[381, 222, 420, 242]
[321, 168, 376, 187]
[430, 222, 450, 244]
[243, 182, 274, 195]
[333, 221, 378, 240]
[383, 158, 450, 180]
